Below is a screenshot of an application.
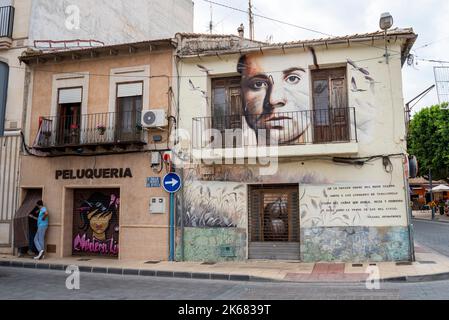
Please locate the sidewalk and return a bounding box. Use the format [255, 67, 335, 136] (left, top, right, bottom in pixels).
[2, 243, 449, 283]
[413, 210, 449, 223]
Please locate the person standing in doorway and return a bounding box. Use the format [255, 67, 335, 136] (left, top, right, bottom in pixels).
[34, 200, 48, 260]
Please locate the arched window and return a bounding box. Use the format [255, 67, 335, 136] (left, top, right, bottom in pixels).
[0, 61, 9, 136]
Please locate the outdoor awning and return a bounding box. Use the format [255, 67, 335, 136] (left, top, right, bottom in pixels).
[13, 190, 41, 249]
[432, 184, 449, 192]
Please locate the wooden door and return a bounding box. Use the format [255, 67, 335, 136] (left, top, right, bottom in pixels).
[312, 68, 349, 143]
[116, 95, 142, 142]
[57, 103, 81, 145]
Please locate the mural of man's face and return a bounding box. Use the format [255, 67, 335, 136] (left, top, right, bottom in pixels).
[238, 54, 310, 144]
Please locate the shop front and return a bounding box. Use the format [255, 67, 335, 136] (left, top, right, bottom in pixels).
[19, 153, 170, 261]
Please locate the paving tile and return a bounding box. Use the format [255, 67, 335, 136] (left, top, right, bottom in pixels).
[312, 263, 329, 274]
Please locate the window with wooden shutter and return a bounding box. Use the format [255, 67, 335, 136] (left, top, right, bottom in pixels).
[211, 77, 243, 147]
[312, 67, 349, 143]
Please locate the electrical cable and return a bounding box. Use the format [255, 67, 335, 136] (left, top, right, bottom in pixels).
[202, 0, 404, 55]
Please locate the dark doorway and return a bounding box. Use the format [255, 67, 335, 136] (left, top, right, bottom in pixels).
[57, 102, 81, 145]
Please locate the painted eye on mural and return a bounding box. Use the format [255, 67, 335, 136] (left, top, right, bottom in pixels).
[284, 74, 301, 85]
[249, 80, 268, 90]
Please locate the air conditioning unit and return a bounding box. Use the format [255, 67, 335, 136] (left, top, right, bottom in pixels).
[141, 109, 168, 128]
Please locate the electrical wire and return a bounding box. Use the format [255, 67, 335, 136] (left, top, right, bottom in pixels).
[202, 0, 404, 55]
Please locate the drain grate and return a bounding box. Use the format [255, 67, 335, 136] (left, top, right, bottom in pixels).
[352, 264, 363, 267]
[396, 262, 413, 266]
[144, 261, 161, 264]
[418, 261, 436, 265]
[201, 262, 216, 265]
[77, 258, 92, 262]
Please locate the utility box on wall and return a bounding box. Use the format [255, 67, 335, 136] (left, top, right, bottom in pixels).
[150, 197, 166, 214]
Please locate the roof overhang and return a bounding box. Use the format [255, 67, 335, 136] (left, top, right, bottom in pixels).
[19, 39, 177, 65]
[177, 28, 418, 67]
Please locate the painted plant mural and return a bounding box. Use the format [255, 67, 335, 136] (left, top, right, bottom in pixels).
[72, 190, 120, 257]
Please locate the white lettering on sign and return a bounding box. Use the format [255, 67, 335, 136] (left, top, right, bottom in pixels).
[300, 184, 407, 228]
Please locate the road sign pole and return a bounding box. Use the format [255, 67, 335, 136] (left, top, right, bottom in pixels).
[163, 173, 182, 262]
[169, 192, 175, 261]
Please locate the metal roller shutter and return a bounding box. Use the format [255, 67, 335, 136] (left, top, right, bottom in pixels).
[248, 185, 300, 260]
[117, 82, 143, 98]
[58, 87, 82, 104]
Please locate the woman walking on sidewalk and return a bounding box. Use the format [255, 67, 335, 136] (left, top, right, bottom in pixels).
[34, 200, 49, 260]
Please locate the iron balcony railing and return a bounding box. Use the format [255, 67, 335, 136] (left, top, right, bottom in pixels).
[34, 111, 145, 149]
[192, 107, 357, 149]
[0, 6, 14, 38]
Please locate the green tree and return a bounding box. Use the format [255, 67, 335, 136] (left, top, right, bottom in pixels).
[408, 102, 449, 181]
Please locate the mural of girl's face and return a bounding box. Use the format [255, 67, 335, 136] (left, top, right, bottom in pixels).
[88, 209, 113, 241]
[239, 54, 310, 144]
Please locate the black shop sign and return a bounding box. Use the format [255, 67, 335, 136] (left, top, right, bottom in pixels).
[56, 168, 133, 180]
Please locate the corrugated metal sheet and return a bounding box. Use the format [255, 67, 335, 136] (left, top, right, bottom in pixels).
[0, 135, 21, 246]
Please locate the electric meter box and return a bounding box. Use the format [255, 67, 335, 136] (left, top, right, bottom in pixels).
[150, 197, 166, 214]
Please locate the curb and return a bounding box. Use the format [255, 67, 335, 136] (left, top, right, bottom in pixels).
[0, 260, 274, 283]
[413, 217, 449, 224]
[2, 259, 449, 284]
[382, 272, 449, 283]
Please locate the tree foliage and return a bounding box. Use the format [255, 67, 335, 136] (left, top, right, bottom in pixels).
[408, 102, 449, 180]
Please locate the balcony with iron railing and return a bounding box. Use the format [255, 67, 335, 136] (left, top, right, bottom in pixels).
[34, 111, 146, 151]
[0, 6, 14, 49]
[192, 108, 359, 159]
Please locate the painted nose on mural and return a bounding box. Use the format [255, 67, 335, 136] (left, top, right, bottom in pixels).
[269, 85, 286, 109]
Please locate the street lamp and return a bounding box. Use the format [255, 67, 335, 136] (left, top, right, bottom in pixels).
[379, 12, 393, 64]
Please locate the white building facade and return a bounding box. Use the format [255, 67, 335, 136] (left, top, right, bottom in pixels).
[174, 29, 417, 262]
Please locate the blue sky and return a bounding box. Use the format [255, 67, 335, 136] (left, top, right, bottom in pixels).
[193, 0, 449, 114]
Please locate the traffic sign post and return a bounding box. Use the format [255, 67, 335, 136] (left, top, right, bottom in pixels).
[163, 173, 182, 261]
[163, 173, 182, 194]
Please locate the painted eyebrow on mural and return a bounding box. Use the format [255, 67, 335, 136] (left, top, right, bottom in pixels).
[283, 67, 306, 75]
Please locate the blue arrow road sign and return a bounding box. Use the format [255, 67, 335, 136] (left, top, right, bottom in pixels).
[163, 173, 182, 193]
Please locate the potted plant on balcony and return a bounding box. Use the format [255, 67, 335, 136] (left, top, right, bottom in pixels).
[96, 124, 106, 136]
[135, 124, 143, 132]
[70, 124, 80, 136]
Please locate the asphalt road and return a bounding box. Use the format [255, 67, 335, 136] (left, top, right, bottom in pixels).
[1, 266, 449, 300]
[413, 219, 449, 257]
[1, 220, 448, 300]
